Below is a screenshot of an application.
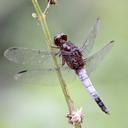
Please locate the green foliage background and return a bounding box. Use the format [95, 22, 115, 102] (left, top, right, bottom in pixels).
[0, 0, 127, 128]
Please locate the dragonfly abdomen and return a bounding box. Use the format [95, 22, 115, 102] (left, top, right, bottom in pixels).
[77, 68, 109, 114]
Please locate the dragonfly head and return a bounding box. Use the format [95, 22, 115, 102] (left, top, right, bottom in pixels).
[54, 32, 67, 46]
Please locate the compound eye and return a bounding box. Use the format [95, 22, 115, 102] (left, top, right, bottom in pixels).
[54, 38, 60, 46]
[61, 34, 67, 41]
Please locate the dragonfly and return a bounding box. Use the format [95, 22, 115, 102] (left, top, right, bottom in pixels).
[4, 18, 114, 114]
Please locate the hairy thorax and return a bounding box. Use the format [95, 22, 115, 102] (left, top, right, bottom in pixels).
[60, 41, 85, 71]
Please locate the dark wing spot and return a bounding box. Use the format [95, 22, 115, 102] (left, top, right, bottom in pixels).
[18, 70, 28, 74]
[10, 48, 18, 51]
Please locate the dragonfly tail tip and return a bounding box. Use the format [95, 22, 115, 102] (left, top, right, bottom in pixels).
[104, 109, 110, 115]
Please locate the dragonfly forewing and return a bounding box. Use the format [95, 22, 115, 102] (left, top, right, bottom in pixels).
[85, 40, 114, 76]
[4, 47, 58, 65]
[80, 18, 100, 57]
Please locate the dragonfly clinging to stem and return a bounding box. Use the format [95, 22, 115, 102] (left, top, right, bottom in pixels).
[4, 18, 114, 114]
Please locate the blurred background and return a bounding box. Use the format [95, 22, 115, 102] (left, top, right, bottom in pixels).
[0, 0, 127, 128]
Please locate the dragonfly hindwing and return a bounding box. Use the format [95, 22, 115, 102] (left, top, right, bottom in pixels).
[86, 40, 114, 75]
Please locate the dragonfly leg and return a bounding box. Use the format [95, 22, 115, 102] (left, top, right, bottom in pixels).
[62, 56, 66, 66]
[51, 45, 59, 49]
[83, 58, 87, 62]
[54, 50, 61, 57]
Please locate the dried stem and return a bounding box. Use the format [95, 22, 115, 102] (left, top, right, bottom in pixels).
[32, 0, 82, 127]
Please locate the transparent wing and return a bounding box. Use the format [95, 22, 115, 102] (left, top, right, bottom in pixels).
[13, 68, 60, 85]
[14, 64, 70, 80]
[4, 47, 69, 81]
[14, 68, 52, 80]
[13, 65, 75, 84]
[80, 18, 100, 56]
[4, 47, 58, 65]
[86, 41, 114, 76]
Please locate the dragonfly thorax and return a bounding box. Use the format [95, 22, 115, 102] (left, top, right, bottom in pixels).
[62, 43, 71, 50]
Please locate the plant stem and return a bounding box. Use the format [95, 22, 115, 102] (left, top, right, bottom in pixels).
[32, 0, 74, 114]
[32, 0, 82, 127]
[75, 124, 82, 128]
